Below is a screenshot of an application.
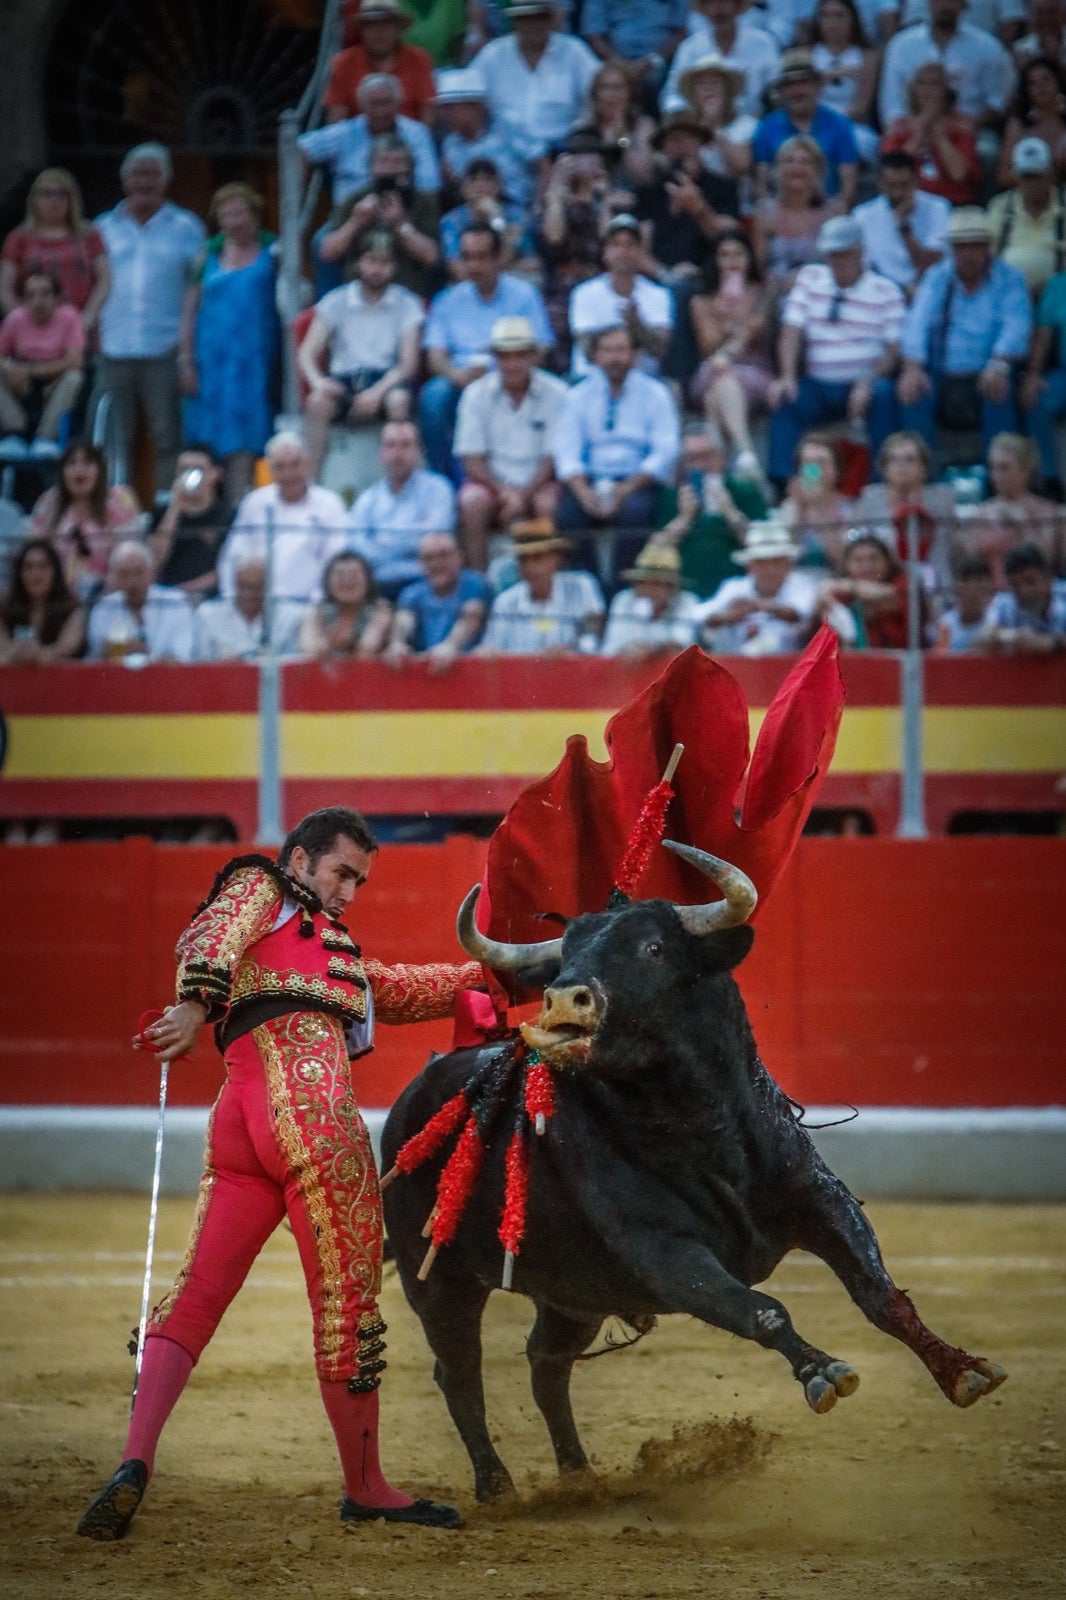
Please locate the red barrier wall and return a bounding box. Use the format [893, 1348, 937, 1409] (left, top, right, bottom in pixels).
[0, 838, 1062, 1110]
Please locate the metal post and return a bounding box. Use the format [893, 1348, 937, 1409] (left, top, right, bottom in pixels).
[257, 505, 284, 844]
[277, 108, 303, 421]
[897, 510, 928, 839]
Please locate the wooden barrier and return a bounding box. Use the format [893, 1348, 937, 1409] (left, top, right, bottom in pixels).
[0, 837, 1061, 1111]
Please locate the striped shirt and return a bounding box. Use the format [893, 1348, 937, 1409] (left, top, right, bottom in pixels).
[782, 264, 905, 385]
[481, 570, 605, 655]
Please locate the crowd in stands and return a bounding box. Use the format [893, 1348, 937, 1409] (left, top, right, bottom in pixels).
[2, 0, 1066, 672]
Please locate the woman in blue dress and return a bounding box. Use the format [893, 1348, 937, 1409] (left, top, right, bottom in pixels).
[180, 184, 278, 501]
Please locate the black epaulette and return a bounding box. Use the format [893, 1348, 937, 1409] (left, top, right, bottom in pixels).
[190, 852, 324, 922]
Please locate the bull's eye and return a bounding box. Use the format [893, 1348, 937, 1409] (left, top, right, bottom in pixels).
[643, 941, 664, 959]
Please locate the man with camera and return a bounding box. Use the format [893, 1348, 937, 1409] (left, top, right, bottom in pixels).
[148, 443, 232, 598]
[319, 134, 440, 298]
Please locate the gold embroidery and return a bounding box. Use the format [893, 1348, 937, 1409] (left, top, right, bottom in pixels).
[364, 959, 484, 1025]
[229, 961, 368, 1022]
[327, 954, 367, 985]
[151, 1095, 220, 1331]
[320, 928, 359, 953]
[175, 867, 282, 1012]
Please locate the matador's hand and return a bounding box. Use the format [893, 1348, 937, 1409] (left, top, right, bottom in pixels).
[133, 1000, 207, 1063]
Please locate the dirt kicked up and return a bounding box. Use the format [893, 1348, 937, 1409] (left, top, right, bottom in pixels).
[1, 1193, 1063, 1600]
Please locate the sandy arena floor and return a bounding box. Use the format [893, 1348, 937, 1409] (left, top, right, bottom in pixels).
[0, 1193, 1063, 1600]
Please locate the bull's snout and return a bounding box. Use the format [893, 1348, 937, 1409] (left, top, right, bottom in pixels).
[519, 981, 603, 1066]
[541, 983, 601, 1031]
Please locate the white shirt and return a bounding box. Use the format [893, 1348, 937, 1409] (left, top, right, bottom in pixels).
[96, 201, 206, 358]
[193, 598, 304, 660]
[853, 190, 951, 291]
[662, 22, 781, 119]
[454, 368, 569, 487]
[782, 264, 906, 383]
[900, 0, 1025, 31]
[349, 468, 456, 588]
[554, 367, 681, 486]
[601, 588, 703, 655]
[313, 281, 424, 376]
[471, 32, 599, 163]
[567, 274, 675, 378]
[87, 584, 195, 661]
[879, 21, 1017, 125]
[481, 569, 605, 654]
[697, 570, 822, 654]
[218, 484, 350, 604]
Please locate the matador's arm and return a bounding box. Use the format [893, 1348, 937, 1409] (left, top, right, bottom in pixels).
[363, 959, 485, 1025]
[174, 858, 288, 1021]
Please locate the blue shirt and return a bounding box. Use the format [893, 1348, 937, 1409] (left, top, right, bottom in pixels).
[348, 468, 457, 590]
[984, 580, 1066, 637]
[422, 274, 553, 367]
[553, 366, 681, 485]
[441, 128, 533, 211]
[298, 115, 440, 204]
[581, 0, 689, 59]
[396, 570, 492, 651]
[95, 201, 206, 358]
[901, 258, 1033, 373]
[752, 105, 859, 198]
[440, 202, 530, 264]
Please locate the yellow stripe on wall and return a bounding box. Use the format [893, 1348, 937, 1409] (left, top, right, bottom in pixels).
[4, 714, 260, 779]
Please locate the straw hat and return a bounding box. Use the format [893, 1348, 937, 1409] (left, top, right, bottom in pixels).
[652, 111, 707, 148]
[490, 316, 537, 352]
[678, 53, 746, 104]
[732, 520, 803, 564]
[621, 543, 683, 586]
[775, 48, 822, 85]
[356, 0, 413, 26]
[512, 518, 570, 557]
[432, 69, 487, 105]
[946, 206, 992, 243]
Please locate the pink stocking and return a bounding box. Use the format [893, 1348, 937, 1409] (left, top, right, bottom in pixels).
[318, 1382, 413, 1509]
[123, 1335, 195, 1477]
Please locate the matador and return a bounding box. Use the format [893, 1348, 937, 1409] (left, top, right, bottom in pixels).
[78, 806, 482, 1540]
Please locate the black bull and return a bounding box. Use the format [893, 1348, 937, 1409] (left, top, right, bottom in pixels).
[382, 847, 1006, 1503]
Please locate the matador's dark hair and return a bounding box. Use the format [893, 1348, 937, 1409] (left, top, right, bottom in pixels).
[277, 807, 378, 869]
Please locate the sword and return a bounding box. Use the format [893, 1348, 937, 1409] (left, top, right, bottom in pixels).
[131, 1009, 168, 1414]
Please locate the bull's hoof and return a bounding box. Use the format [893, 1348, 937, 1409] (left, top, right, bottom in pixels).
[825, 1360, 861, 1398]
[474, 1468, 517, 1505]
[805, 1375, 837, 1413]
[804, 1358, 860, 1413]
[949, 1359, 1008, 1409]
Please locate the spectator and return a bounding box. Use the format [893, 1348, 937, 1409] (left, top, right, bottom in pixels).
[148, 444, 233, 598]
[808, 0, 879, 162]
[935, 556, 995, 650]
[0, 270, 85, 459]
[323, 0, 436, 124]
[768, 215, 904, 488]
[897, 207, 1032, 458]
[93, 143, 206, 493]
[180, 183, 278, 502]
[455, 316, 568, 569]
[753, 49, 860, 206]
[1013, 0, 1066, 66]
[319, 135, 440, 297]
[898, 0, 1026, 46]
[193, 555, 303, 660]
[0, 538, 85, 663]
[537, 138, 616, 362]
[819, 530, 918, 648]
[385, 531, 491, 669]
[880, 61, 982, 206]
[662, 0, 781, 121]
[478, 519, 605, 655]
[298, 550, 393, 660]
[777, 430, 855, 568]
[690, 228, 773, 477]
[854, 428, 956, 591]
[418, 221, 552, 478]
[976, 542, 1066, 652]
[349, 419, 457, 596]
[469, 2, 599, 171]
[86, 540, 194, 662]
[600, 542, 702, 657]
[554, 324, 681, 586]
[434, 70, 533, 214]
[0, 168, 109, 338]
[697, 519, 825, 653]
[958, 433, 1064, 586]
[440, 159, 529, 277]
[297, 74, 440, 210]
[568, 213, 673, 378]
[654, 430, 768, 600]
[998, 56, 1066, 186]
[878, 0, 1016, 132]
[633, 113, 739, 286]
[752, 135, 842, 296]
[217, 433, 349, 605]
[299, 240, 423, 477]
[571, 62, 657, 187]
[677, 54, 756, 182]
[853, 151, 951, 299]
[988, 138, 1066, 300]
[1022, 267, 1066, 491]
[27, 439, 140, 597]
[583, 0, 689, 94]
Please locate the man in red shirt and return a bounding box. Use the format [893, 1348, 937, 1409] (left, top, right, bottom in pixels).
[0, 269, 85, 459]
[325, 0, 436, 124]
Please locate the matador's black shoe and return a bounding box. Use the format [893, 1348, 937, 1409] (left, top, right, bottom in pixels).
[340, 1495, 462, 1529]
[76, 1458, 148, 1541]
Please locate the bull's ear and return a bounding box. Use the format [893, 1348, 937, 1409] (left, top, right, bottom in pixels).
[699, 925, 755, 972]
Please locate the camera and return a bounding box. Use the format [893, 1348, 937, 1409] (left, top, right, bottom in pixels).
[180, 467, 205, 493]
[373, 175, 402, 195]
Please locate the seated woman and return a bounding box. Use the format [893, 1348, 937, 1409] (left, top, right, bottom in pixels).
[440, 159, 532, 279]
[777, 431, 854, 570]
[752, 136, 841, 295]
[809, 0, 879, 165]
[0, 167, 109, 340]
[678, 54, 755, 184]
[0, 536, 85, 663]
[853, 430, 956, 596]
[958, 433, 1065, 589]
[27, 439, 141, 598]
[570, 62, 656, 190]
[820, 529, 927, 648]
[998, 56, 1066, 188]
[689, 230, 773, 479]
[298, 550, 393, 660]
[881, 62, 980, 207]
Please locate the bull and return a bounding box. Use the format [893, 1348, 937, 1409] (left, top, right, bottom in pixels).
[382, 843, 1006, 1503]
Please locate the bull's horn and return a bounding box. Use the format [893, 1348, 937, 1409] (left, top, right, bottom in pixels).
[662, 841, 757, 934]
[456, 885, 565, 971]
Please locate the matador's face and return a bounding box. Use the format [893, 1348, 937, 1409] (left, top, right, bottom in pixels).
[291, 836, 374, 920]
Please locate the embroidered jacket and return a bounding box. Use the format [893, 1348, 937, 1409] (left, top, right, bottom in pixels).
[175, 854, 481, 1048]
